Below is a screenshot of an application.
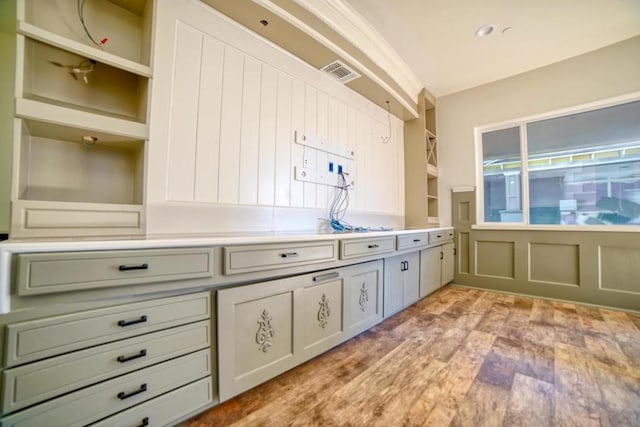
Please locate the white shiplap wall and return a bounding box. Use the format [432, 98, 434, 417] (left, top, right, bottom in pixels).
[147, 0, 404, 234]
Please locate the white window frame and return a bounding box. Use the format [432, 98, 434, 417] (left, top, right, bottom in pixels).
[474, 91, 640, 231]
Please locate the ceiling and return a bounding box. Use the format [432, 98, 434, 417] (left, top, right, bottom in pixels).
[344, 0, 640, 97]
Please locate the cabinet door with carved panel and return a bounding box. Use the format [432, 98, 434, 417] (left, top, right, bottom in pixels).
[217, 277, 303, 402]
[301, 271, 344, 360]
[343, 260, 384, 339]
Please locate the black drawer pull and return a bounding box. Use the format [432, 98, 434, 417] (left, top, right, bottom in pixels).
[279, 252, 299, 258]
[118, 315, 148, 327]
[136, 417, 150, 427]
[117, 349, 147, 363]
[313, 272, 340, 282]
[119, 263, 149, 271]
[436, 235, 442, 238]
[413, 239, 421, 242]
[117, 383, 147, 400]
[367, 244, 379, 249]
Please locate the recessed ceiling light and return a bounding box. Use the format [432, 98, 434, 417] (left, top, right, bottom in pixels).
[475, 24, 496, 37]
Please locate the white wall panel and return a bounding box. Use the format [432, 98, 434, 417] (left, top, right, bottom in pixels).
[316, 91, 329, 210]
[194, 35, 224, 203]
[303, 85, 318, 209]
[290, 79, 305, 208]
[218, 46, 244, 204]
[166, 22, 202, 201]
[347, 106, 359, 211]
[238, 57, 261, 205]
[257, 65, 278, 205]
[148, 0, 405, 234]
[274, 73, 292, 207]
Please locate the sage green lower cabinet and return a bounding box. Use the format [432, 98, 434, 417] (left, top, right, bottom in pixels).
[420, 242, 455, 297]
[0, 349, 211, 427]
[441, 242, 455, 285]
[383, 252, 420, 317]
[0, 292, 215, 426]
[90, 377, 213, 427]
[217, 260, 383, 402]
[343, 260, 384, 337]
[302, 272, 344, 359]
[217, 276, 302, 402]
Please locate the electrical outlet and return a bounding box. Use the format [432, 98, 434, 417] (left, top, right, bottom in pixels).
[337, 164, 343, 174]
[328, 162, 334, 173]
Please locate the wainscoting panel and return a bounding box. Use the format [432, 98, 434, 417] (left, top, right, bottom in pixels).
[529, 243, 580, 286]
[451, 190, 640, 311]
[458, 232, 470, 275]
[599, 246, 640, 295]
[475, 240, 515, 279]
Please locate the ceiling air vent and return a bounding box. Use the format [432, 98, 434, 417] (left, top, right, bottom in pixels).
[320, 60, 361, 84]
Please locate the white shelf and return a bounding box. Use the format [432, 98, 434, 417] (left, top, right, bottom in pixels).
[16, 98, 149, 139]
[18, 21, 152, 77]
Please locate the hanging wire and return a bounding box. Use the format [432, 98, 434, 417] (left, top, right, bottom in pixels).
[381, 100, 391, 144]
[77, 0, 106, 50]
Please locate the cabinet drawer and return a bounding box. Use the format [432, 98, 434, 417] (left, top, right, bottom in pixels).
[223, 241, 337, 275]
[428, 228, 454, 245]
[5, 292, 211, 367]
[16, 248, 215, 295]
[396, 232, 429, 250]
[0, 349, 211, 427]
[2, 321, 211, 413]
[90, 377, 213, 427]
[340, 237, 395, 259]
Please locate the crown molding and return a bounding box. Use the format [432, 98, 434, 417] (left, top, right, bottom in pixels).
[293, 0, 424, 102]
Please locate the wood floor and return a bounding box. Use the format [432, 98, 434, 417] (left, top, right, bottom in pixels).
[184, 285, 640, 427]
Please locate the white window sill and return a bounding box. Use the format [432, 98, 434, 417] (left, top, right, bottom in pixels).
[472, 224, 640, 233]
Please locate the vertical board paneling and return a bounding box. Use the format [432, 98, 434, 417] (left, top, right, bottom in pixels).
[316, 91, 329, 209]
[238, 57, 261, 205]
[218, 46, 244, 204]
[290, 79, 305, 207]
[166, 22, 202, 201]
[274, 73, 292, 206]
[194, 35, 224, 202]
[304, 85, 317, 208]
[336, 100, 348, 188]
[357, 113, 372, 212]
[258, 65, 278, 205]
[346, 106, 358, 211]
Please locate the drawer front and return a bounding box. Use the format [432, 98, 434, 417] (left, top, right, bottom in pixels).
[16, 248, 215, 295]
[90, 377, 213, 427]
[2, 321, 211, 413]
[223, 241, 337, 274]
[5, 292, 211, 367]
[340, 237, 395, 260]
[0, 349, 211, 427]
[428, 228, 454, 245]
[396, 232, 429, 250]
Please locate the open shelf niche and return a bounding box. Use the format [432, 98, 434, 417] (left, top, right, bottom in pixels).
[6, 0, 153, 238]
[404, 88, 439, 227]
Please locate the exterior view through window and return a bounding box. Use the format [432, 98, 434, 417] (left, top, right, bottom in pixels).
[480, 99, 640, 225]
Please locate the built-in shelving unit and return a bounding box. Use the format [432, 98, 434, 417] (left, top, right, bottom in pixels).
[404, 88, 439, 227]
[6, 0, 153, 238]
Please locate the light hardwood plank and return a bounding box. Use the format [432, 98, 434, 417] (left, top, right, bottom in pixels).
[184, 287, 640, 427]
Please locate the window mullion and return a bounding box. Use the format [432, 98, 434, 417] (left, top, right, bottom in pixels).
[520, 123, 530, 225]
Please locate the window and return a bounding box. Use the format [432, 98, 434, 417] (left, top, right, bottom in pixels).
[478, 98, 640, 226]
